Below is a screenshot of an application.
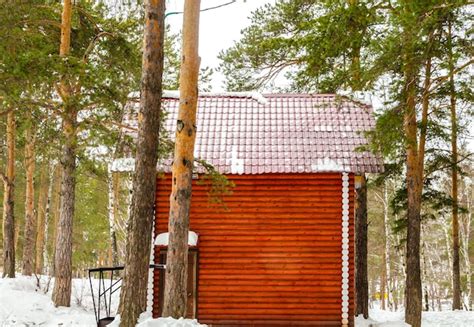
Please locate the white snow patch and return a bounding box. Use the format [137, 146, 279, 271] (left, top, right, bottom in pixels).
[356, 308, 474, 326]
[110, 312, 206, 327]
[161, 90, 268, 105]
[338, 90, 373, 106]
[128, 91, 140, 98]
[110, 157, 136, 172]
[315, 125, 333, 132]
[311, 158, 345, 172]
[229, 146, 244, 174]
[155, 231, 198, 246]
[162, 90, 180, 99]
[0, 275, 109, 326]
[110, 158, 170, 173]
[0, 275, 209, 326]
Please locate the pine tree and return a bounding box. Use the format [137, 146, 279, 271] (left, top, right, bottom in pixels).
[1, 111, 16, 278]
[21, 113, 36, 276]
[447, 16, 461, 310]
[162, 0, 201, 317]
[52, 0, 75, 306]
[118, 0, 166, 324]
[35, 161, 50, 274]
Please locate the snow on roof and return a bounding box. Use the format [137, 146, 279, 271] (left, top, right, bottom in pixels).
[128, 90, 269, 105]
[154, 231, 198, 247]
[311, 158, 346, 172]
[116, 93, 384, 174]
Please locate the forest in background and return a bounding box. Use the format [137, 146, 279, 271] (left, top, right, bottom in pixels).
[0, 1, 473, 326]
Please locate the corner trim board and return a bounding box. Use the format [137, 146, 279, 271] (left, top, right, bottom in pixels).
[341, 172, 350, 326]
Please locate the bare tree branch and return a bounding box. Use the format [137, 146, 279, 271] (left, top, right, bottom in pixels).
[0, 171, 7, 184]
[0, 108, 13, 117]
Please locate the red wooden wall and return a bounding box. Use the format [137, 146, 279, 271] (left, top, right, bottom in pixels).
[153, 173, 355, 326]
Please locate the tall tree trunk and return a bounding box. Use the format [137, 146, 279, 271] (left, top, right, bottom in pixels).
[35, 161, 50, 274]
[107, 169, 119, 267]
[393, 263, 399, 311]
[2, 111, 16, 278]
[51, 164, 62, 276]
[468, 183, 474, 310]
[383, 185, 392, 310]
[108, 124, 126, 267]
[355, 175, 369, 318]
[381, 254, 387, 310]
[52, 109, 77, 306]
[448, 19, 461, 310]
[162, 0, 201, 318]
[346, 1, 370, 314]
[118, 0, 166, 325]
[403, 30, 422, 327]
[443, 223, 454, 271]
[22, 117, 36, 276]
[52, 0, 76, 307]
[459, 175, 471, 309]
[421, 235, 429, 311]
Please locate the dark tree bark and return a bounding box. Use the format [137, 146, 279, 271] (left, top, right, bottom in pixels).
[118, 0, 166, 325]
[22, 116, 36, 276]
[346, 1, 370, 313]
[162, 0, 201, 318]
[448, 19, 461, 310]
[51, 164, 62, 276]
[52, 110, 77, 307]
[35, 162, 50, 274]
[2, 111, 16, 278]
[52, 0, 76, 307]
[403, 31, 423, 327]
[355, 175, 368, 318]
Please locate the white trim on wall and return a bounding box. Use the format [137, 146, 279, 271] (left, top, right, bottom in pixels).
[146, 218, 155, 315]
[341, 172, 350, 326]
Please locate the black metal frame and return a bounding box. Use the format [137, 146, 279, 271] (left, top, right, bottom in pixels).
[88, 264, 166, 326]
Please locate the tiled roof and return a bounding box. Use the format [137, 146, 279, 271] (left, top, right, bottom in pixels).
[122, 93, 384, 174]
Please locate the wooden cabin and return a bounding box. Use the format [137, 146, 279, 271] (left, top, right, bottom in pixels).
[118, 92, 383, 326]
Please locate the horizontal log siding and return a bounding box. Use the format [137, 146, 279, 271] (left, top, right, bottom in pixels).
[153, 173, 354, 326]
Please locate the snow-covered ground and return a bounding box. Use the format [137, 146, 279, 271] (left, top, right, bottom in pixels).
[0, 275, 97, 326]
[2, 276, 474, 326]
[357, 308, 474, 326]
[0, 275, 205, 326]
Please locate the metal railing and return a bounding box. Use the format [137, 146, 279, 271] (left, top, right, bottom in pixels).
[88, 264, 166, 326]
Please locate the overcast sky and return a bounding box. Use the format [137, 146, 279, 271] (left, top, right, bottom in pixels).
[165, 0, 275, 91]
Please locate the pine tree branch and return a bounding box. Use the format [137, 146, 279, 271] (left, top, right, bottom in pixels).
[83, 31, 115, 62]
[428, 59, 474, 94]
[18, 20, 62, 29]
[425, 152, 474, 178]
